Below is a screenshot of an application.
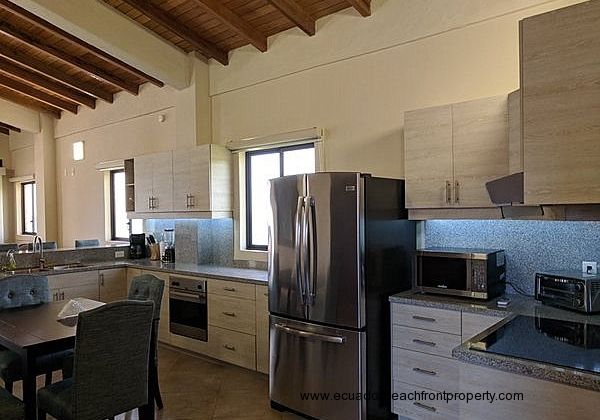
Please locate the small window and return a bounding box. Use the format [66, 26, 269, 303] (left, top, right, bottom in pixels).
[21, 181, 36, 235]
[110, 170, 129, 241]
[245, 144, 315, 250]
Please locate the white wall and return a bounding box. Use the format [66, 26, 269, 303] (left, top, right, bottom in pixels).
[210, 0, 583, 178]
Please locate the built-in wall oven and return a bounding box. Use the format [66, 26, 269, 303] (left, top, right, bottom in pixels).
[169, 276, 207, 341]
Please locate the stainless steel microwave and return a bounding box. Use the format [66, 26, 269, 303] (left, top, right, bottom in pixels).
[415, 248, 506, 300]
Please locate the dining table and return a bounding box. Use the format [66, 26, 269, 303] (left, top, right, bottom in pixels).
[0, 300, 155, 420]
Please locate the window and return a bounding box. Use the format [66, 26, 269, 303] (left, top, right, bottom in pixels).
[245, 144, 315, 250]
[21, 181, 36, 235]
[110, 170, 129, 241]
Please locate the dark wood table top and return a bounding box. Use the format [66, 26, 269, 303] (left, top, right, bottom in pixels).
[0, 301, 76, 349]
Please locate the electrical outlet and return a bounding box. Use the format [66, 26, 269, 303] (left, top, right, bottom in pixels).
[582, 261, 597, 275]
[115, 250, 125, 259]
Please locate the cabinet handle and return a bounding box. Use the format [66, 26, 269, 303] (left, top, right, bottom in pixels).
[455, 180, 460, 204]
[60, 291, 65, 300]
[222, 311, 236, 317]
[412, 315, 436, 323]
[413, 367, 437, 376]
[100, 273, 104, 286]
[148, 197, 152, 210]
[412, 338, 436, 347]
[223, 344, 236, 351]
[413, 402, 437, 413]
[186, 194, 191, 209]
[445, 180, 452, 204]
[53, 292, 58, 301]
[189, 194, 195, 208]
[153, 196, 158, 209]
[223, 287, 236, 292]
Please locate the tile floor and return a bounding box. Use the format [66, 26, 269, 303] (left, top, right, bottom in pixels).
[14, 345, 303, 420]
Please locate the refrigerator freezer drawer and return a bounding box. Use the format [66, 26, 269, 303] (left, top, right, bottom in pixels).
[269, 315, 366, 420]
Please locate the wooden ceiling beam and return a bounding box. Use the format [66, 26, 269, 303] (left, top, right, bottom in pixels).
[0, 121, 21, 133]
[0, 57, 95, 109]
[0, 45, 113, 103]
[0, 73, 78, 114]
[192, 0, 268, 52]
[0, 0, 163, 88]
[347, 0, 371, 17]
[0, 127, 8, 136]
[267, 0, 315, 36]
[119, 0, 229, 65]
[0, 22, 140, 95]
[0, 86, 62, 119]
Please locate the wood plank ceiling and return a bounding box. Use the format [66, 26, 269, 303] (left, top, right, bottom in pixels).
[102, 0, 372, 65]
[0, 0, 163, 119]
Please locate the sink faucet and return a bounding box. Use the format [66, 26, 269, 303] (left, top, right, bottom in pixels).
[32, 235, 46, 270]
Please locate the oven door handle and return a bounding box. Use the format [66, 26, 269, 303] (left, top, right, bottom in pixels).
[169, 290, 206, 303]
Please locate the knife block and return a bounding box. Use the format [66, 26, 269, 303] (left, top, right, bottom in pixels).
[149, 244, 161, 261]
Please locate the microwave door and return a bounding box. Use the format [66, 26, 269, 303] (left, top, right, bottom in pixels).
[419, 256, 470, 292]
[268, 174, 308, 320]
[305, 172, 364, 329]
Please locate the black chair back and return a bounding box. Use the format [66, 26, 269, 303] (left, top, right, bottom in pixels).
[128, 274, 165, 320]
[72, 300, 154, 420]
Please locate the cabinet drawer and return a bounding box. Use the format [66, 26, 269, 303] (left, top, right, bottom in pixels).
[392, 303, 461, 335]
[256, 285, 268, 307]
[208, 326, 256, 370]
[208, 279, 255, 300]
[392, 348, 459, 393]
[208, 294, 256, 334]
[393, 381, 459, 420]
[392, 325, 462, 358]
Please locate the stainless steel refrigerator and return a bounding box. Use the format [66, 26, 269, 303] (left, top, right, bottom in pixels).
[268, 172, 415, 420]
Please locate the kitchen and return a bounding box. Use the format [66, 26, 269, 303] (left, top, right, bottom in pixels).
[0, 0, 599, 419]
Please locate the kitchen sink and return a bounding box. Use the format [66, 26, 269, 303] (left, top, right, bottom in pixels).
[1, 263, 90, 275]
[51, 263, 89, 270]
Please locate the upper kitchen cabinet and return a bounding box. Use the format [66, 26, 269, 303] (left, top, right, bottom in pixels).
[521, 1, 600, 205]
[133, 145, 232, 218]
[172, 145, 232, 213]
[134, 151, 174, 213]
[404, 96, 509, 209]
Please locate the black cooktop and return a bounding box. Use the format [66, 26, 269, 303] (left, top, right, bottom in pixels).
[471, 315, 600, 375]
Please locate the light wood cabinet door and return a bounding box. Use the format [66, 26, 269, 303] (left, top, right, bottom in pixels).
[522, 1, 600, 205]
[126, 268, 142, 291]
[99, 268, 127, 303]
[61, 284, 100, 302]
[172, 149, 192, 212]
[452, 95, 509, 207]
[208, 294, 256, 334]
[255, 285, 269, 374]
[151, 151, 174, 212]
[134, 154, 154, 212]
[508, 90, 523, 174]
[404, 105, 454, 208]
[188, 146, 211, 211]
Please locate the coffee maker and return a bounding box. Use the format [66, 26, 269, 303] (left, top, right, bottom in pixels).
[129, 233, 147, 259]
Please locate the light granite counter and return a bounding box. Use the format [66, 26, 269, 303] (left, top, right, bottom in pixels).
[390, 290, 600, 392]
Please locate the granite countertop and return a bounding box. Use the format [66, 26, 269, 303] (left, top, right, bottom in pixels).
[391, 290, 600, 392]
[0, 259, 268, 285]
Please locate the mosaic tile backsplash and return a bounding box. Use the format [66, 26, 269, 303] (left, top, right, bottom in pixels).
[424, 220, 600, 295]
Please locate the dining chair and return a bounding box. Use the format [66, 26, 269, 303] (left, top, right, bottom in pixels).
[0, 387, 23, 420]
[74, 239, 100, 248]
[0, 275, 71, 393]
[128, 274, 165, 410]
[25, 242, 57, 251]
[37, 300, 154, 420]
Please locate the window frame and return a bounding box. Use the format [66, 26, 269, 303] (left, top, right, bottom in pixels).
[21, 181, 36, 235]
[109, 169, 128, 241]
[245, 143, 315, 251]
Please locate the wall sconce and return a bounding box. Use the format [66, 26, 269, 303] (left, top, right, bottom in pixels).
[73, 141, 85, 161]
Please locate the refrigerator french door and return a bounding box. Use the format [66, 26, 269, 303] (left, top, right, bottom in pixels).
[268, 173, 415, 420]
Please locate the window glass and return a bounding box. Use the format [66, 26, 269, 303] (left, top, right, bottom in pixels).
[111, 170, 129, 240]
[246, 144, 315, 250]
[22, 182, 36, 234]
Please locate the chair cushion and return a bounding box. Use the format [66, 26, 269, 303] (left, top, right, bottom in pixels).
[37, 377, 74, 420]
[0, 349, 74, 383]
[0, 387, 24, 420]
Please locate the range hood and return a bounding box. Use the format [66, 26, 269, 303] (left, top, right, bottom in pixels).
[486, 172, 524, 205]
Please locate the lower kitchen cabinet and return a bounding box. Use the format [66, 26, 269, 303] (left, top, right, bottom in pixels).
[255, 285, 269, 374]
[99, 268, 127, 303]
[126, 267, 143, 291]
[48, 270, 100, 302]
[208, 293, 256, 334]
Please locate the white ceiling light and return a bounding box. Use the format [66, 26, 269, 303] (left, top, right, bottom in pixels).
[73, 141, 85, 161]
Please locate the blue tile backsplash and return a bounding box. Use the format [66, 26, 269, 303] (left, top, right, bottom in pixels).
[424, 220, 600, 295]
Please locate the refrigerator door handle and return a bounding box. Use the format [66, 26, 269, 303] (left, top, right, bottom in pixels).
[274, 323, 346, 344]
[295, 196, 306, 304]
[305, 196, 317, 306]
